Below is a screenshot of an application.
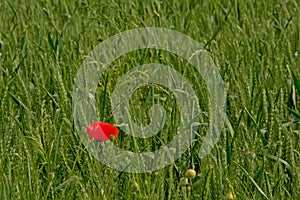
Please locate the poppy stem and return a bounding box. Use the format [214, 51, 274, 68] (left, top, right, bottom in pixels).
[173, 162, 182, 179]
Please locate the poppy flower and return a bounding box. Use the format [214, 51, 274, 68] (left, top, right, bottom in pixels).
[86, 121, 119, 142]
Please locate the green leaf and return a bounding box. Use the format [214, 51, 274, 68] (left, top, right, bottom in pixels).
[285, 106, 300, 120]
[288, 66, 300, 95]
[234, 161, 269, 199]
[244, 108, 268, 146]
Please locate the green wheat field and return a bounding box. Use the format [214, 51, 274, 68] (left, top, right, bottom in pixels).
[1, 0, 300, 199]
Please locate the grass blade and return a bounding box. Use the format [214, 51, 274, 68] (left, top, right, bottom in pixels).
[244, 108, 268, 146]
[234, 161, 269, 199]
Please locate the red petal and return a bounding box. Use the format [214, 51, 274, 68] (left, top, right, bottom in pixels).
[93, 123, 109, 141]
[86, 125, 94, 134]
[99, 122, 119, 140]
[86, 121, 118, 142]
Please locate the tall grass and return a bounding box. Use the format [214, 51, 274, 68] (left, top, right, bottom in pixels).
[0, 0, 299, 199]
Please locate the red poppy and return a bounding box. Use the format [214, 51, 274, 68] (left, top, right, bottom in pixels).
[86, 121, 119, 141]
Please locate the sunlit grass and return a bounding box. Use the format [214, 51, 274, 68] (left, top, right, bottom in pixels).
[0, 0, 299, 199]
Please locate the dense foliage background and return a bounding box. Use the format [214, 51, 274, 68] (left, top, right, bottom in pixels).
[0, 0, 299, 199]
